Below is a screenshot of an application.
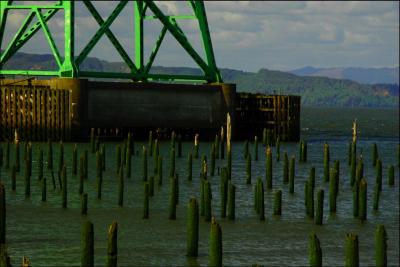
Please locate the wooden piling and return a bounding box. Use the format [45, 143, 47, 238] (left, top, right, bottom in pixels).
[352, 181, 359, 218]
[329, 168, 338, 214]
[72, 144, 77, 175]
[258, 179, 265, 221]
[209, 218, 222, 267]
[194, 133, 199, 159]
[157, 155, 163, 186]
[315, 189, 324, 225]
[211, 143, 216, 176]
[11, 165, 16, 192]
[204, 180, 212, 222]
[254, 136, 258, 161]
[372, 143, 378, 166]
[118, 166, 124, 207]
[243, 140, 249, 160]
[187, 198, 199, 257]
[81, 220, 94, 267]
[266, 147, 273, 189]
[306, 181, 314, 218]
[15, 142, 20, 172]
[106, 221, 118, 267]
[220, 168, 228, 218]
[38, 148, 43, 180]
[289, 156, 295, 194]
[273, 190, 282, 216]
[375, 225, 387, 267]
[309, 233, 322, 267]
[373, 182, 380, 211]
[169, 147, 175, 178]
[246, 153, 252, 184]
[359, 178, 367, 222]
[276, 137, 280, 162]
[228, 183, 236, 220]
[376, 159, 382, 191]
[344, 233, 359, 267]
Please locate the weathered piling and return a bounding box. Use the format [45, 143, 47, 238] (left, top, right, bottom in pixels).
[302, 140, 308, 162]
[47, 139, 52, 170]
[170, 131, 176, 149]
[359, 178, 367, 222]
[209, 218, 222, 267]
[283, 152, 289, 184]
[388, 165, 394, 186]
[0, 183, 5, 244]
[80, 193, 87, 215]
[352, 181, 359, 218]
[375, 225, 387, 267]
[153, 139, 159, 174]
[116, 145, 121, 173]
[142, 146, 148, 181]
[204, 180, 212, 222]
[315, 189, 324, 225]
[24, 161, 30, 197]
[194, 134, 199, 159]
[274, 190, 282, 216]
[227, 183, 236, 220]
[38, 148, 43, 180]
[62, 165, 67, 208]
[169, 177, 177, 220]
[187, 198, 199, 257]
[15, 142, 20, 172]
[211, 143, 216, 176]
[289, 156, 295, 193]
[106, 221, 118, 267]
[169, 148, 175, 178]
[143, 182, 149, 219]
[58, 141, 64, 174]
[188, 153, 192, 181]
[324, 143, 330, 182]
[72, 144, 77, 175]
[226, 113, 232, 180]
[329, 168, 338, 213]
[309, 233, 322, 267]
[276, 137, 280, 161]
[309, 167, 315, 190]
[344, 233, 359, 267]
[41, 177, 47, 202]
[373, 182, 380, 211]
[350, 152, 356, 187]
[254, 136, 258, 161]
[356, 157, 364, 185]
[178, 134, 182, 158]
[372, 143, 378, 166]
[246, 153, 252, 184]
[0, 244, 11, 266]
[81, 220, 94, 267]
[220, 168, 228, 218]
[126, 148, 131, 179]
[334, 160, 340, 189]
[148, 131, 153, 157]
[266, 147, 273, 189]
[118, 166, 124, 207]
[157, 155, 163, 186]
[11, 166, 16, 191]
[220, 127, 225, 160]
[149, 175, 154, 197]
[306, 181, 314, 218]
[376, 159, 382, 191]
[243, 140, 249, 159]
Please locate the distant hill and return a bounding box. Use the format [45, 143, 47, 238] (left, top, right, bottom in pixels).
[2, 51, 399, 108]
[290, 66, 399, 85]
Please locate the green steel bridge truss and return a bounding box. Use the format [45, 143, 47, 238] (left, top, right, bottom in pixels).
[0, 1, 222, 83]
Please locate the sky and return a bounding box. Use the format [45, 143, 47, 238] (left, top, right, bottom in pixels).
[2, 1, 399, 72]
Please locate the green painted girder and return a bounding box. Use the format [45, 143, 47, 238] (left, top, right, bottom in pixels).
[0, 0, 222, 83]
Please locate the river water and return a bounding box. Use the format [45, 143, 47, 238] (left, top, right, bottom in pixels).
[2, 107, 399, 266]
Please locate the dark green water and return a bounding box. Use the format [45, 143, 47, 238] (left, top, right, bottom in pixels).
[2, 107, 399, 266]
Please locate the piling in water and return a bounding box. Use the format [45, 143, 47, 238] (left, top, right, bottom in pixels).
[79, 156, 84, 195]
[200, 179, 205, 217]
[149, 175, 154, 197]
[188, 153, 192, 181]
[334, 160, 340, 190]
[228, 183, 236, 220]
[324, 143, 330, 183]
[258, 179, 265, 220]
[329, 168, 338, 213]
[24, 161, 30, 197]
[11, 166, 16, 191]
[315, 189, 324, 225]
[306, 181, 314, 218]
[143, 183, 149, 219]
[344, 233, 359, 267]
[169, 177, 177, 220]
[302, 140, 308, 162]
[194, 134, 199, 159]
[15, 142, 20, 172]
[96, 171, 102, 201]
[350, 152, 357, 187]
[289, 156, 295, 193]
[274, 190, 282, 216]
[47, 140, 52, 170]
[38, 148, 43, 180]
[220, 127, 225, 160]
[58, 141, 64, 174]
[0, 183, 5, 244]
[283, 152, 289, 184]
[143, 146, 148, 181]
[62, 165, 67, 208]
[376, 159, 382, 191]
[358, 178, 367, 222]
[254, 136, 258, 161]
[373, 182, 380, 211]
[388, 165, 394, 186]
[352, 181, 359, 218]
[106, 221, 118, 267]
[220, 168, 228, 218]
[187, 198, 199, 257]
[356, 157, 363, 185]
[72, 144, 77, 175]
[118, 166, 124, 207]
[81, 193, 88, 215]
[81, 220, 94, 267]
[243, 140, 249, 159]
[372, 143, 378, 166]
[157, 155, 163, 185]
[309, 233, 322, 267]
[262, 128, 267, 146]
[169, 148, 175, 178]
[153, 139, 159, 174]
[209, 218, 222, 267]
[266, 147, 273, 189]
[41, 177, 47, 202]
[309, 167, 315, 190]
[211, 143, 216, 176]
[204, 180, 212, 222]
[246, 153, 252, 184]
[375, 225, 387, 267]
[276, 137, 280, 161]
